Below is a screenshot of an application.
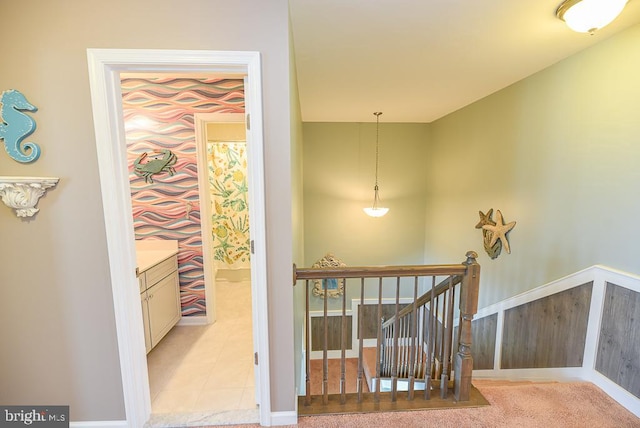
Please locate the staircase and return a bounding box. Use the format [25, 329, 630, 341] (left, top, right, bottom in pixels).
[294, 251, 481, 414]
[362, 347, 428, 393]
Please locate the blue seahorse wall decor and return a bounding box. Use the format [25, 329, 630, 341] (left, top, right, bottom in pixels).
[0, 89, 41, 163]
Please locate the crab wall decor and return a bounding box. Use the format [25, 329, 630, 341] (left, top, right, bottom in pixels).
[311, 253, 346, 298]
[475, 208, 516, 259]
[133, 149, 177, 183]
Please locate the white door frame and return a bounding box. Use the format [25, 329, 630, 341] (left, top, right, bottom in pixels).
[86, 49, 271, 427]
[194, 112, 263, 403]
[194, 112, 247, 327]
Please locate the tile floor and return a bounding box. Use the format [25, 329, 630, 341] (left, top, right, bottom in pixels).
[147, 279, 256, 414]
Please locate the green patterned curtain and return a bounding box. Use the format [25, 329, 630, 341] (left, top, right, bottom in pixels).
[207, 142, 251, 269]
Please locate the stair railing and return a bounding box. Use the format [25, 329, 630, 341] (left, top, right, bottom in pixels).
[381, 273, 463, 400]
[293, 251, 480, 408]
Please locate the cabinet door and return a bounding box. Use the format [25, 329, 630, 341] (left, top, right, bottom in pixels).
[141, 292, 152, 354]
[147, 271, 181, 348]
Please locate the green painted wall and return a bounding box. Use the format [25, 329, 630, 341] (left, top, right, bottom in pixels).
[427, 24, 640, 308]
[302, 24, 640, 314]
[303, 122, 430, 266]
[302, 122, 431, 313]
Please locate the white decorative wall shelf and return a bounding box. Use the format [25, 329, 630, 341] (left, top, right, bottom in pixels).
[0, 176, 59, 218]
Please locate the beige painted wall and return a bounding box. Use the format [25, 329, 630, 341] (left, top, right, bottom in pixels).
[426, 24, 640, 309]
[0, 0, 294, 420]
[289, 20, 307, 396]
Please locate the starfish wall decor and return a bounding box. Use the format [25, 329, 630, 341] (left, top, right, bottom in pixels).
[475, 209, 501, 259]
[475, 208, 516, 259]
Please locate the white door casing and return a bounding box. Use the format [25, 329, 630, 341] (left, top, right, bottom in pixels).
[194, 112, 247, 326]
[86, 49, 271, 427]
[194, 112, 262, 403]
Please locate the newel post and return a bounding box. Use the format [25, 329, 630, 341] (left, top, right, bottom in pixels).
[454, 251, 480, 401]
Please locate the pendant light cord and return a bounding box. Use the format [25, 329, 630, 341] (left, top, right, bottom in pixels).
[364, 111, 389, 216]
[374, 112, 382, 187]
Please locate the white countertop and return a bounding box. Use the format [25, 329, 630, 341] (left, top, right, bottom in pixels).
[135, 240, 179, 274]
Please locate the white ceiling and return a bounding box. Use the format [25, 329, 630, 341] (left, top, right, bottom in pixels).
[289, 0, 640, 123]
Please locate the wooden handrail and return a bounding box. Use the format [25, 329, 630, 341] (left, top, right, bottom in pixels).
[382, 274, 463, 329]
[293, 264, 467, 283]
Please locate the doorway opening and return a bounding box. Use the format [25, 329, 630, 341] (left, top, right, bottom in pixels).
[195, 113, 253, 326]
[87, 49, 271, 427]
[120, 70, 258, 418]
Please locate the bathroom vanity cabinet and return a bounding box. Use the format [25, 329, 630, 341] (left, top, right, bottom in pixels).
[136, 241, 181, 353]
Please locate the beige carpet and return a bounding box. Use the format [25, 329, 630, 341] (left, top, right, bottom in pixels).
[200, 380, 639, 428]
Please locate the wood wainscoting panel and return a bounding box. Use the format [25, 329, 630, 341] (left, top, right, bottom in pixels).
[595, 282, 640, 399]
[454, 313, 497, 370]
[311, 315, 353, 351]
[472, 313, 498, 370]
[310, 303, 408, 351]
[501, 282, 593, 369]
[358, 304, 398, 339]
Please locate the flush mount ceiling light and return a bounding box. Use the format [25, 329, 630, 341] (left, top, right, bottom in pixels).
[556, 0, 628, 34]
[363, 112, 389, 218]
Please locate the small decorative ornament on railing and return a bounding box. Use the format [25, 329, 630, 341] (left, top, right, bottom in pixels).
[476, 208, 516, 259]
[311, 253, 346, 298]
[0, 89, 41, 163]
[0, 176, 59, 218]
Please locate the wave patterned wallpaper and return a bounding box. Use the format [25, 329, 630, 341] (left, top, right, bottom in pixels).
[121, 76, 245, 317]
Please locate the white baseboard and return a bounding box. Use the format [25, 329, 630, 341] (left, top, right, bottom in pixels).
[177, 316, 209, 326]
[69, 421, 127, 428]
[473, 367, 587, 382]
[269, 411, 298, 426]
[589, 370, 640, 418]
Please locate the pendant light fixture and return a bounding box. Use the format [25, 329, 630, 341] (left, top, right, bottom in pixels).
[556, 0, 628, 34]
[363, 112, 389, 218]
